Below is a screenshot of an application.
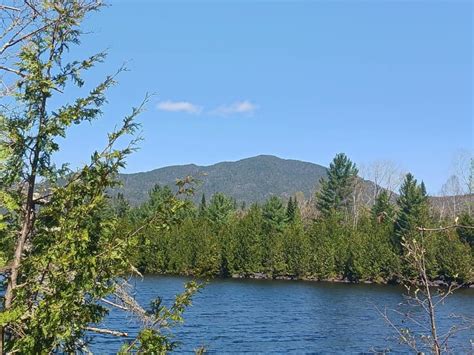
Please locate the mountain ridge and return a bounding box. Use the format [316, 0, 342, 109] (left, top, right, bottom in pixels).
[117, 155, 328, 205]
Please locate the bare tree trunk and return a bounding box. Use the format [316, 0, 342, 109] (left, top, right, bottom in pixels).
[419, 230, 441, 355]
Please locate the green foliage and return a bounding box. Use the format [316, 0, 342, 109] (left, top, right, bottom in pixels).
[395, 173, 430, 243]
[286, 197, 300, 223]
[315, 153, 358, 217]
[262, 196, 287, 233]
[206, 193, 235, 226]
[283, 221, 310, 276]
[199, 193, 207, 217]
[423, 230, 473, 282]
[457, 213, 474, 247]
[346, 215, 400, 282]
[128, 175, 473, 285]
[372, 190, 394, 222]
[116, 155, 329, 205]
[230, 205, 264, 275]
[0, 2, 198, 352]
[119, 281, 201, 354]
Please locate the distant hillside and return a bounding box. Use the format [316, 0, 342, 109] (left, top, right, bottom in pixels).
[117, 155, 328, 205]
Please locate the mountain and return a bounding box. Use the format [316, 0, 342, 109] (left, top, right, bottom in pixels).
[117, 155, 328, 205]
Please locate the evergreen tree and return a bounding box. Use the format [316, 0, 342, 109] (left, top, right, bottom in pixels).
[315, 153, 358, 216]
[394, 173, 430, 241]
[114, 193, 130, 218]
[371, 190, 394, 222]
[286, 197, 295, 222]
[207, 193, 235, 225]
[456, 213, 474, 247]
[232, 204, 264, 274]
[199, 193, 207, 217]
[286, 196, 301, 223]
[262, 196, 287, 232]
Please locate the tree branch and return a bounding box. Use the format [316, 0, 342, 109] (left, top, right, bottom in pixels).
[85, 327, 128, 337]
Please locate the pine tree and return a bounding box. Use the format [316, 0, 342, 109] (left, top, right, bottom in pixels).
[315, 153, 359, 216]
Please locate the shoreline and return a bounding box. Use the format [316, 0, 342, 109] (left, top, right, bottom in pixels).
[143, 272, 473, 289]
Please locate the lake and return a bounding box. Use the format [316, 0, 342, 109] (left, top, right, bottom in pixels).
[90, 276, 474, 353]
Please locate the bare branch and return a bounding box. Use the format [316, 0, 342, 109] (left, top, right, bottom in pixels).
[85, 327, 128, 337]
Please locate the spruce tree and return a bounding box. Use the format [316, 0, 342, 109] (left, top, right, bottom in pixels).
[199, 193, 207, 216]
[315, 153, 359, 216]
[371, 190, 394, 222]
[394, 173, 429, 241]
[286, 197, 295, 222]
[286, 196, 300, 223]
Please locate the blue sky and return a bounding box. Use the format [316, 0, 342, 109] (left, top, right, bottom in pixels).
[54, 0, 472, 194]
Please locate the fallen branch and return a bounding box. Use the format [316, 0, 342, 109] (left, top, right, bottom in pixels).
[100, 298, 129, 311]
[85, 327, 128, 337]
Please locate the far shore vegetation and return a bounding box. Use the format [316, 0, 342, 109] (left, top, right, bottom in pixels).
[121, 153, 473, 286]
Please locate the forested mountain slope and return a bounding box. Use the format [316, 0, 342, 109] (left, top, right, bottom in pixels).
[117, 155, 328, 205]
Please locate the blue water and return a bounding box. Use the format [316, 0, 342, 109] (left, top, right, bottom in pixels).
[90, 276, 474, 353]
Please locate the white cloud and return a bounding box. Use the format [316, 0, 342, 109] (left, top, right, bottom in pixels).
[157, 100, 202, 114]
[211, 100, 258, 116]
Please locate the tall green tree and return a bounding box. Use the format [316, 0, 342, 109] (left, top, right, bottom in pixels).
[0, 2, 198, 352]
[199, 193, 207, 216]
[315, 153, 359, 217]
[286, 197, 297, 222]
[262, 196, 287, 232]
[207, 192, 235, 225]
[231, 204, 264, 274]
[394, 173, 430, 242]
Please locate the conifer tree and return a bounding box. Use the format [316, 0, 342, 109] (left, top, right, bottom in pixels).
[207, 193, 235, 225]
[262, 196, 287, 232]
[456, 213, 474, 247]
[199, 193, 207, 216]
[371, 190, 394, 222]
[286, 197, 295, 222]
[315, 153, 359, 216]
[394, 173, 430, 241]
[286, 196, 301, 223]
[114, 193, 130, 218]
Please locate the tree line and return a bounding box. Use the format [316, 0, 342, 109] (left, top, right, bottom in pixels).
[121, 153, 473, 284]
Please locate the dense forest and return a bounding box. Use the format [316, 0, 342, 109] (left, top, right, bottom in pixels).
[119, 153, 474, 285]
